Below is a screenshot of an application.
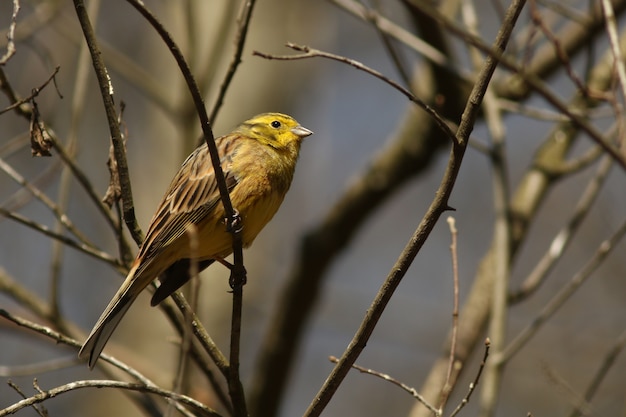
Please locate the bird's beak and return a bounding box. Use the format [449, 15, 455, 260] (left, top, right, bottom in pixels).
[291, 125, 313, 138]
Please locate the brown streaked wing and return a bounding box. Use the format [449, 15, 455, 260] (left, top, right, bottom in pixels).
[138, 135, 241, 261]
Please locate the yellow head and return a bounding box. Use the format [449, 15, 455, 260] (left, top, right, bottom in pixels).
[237, 113, 313, 149]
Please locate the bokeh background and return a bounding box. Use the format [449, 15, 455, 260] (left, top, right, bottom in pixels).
[1, 1, 625, 416]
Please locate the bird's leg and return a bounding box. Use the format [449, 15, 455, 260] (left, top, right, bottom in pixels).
[223, 209, 247, 289]
[215, 257, 234, 269]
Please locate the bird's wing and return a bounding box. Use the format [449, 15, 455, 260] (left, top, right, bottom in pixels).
[138, 136, 240, 263]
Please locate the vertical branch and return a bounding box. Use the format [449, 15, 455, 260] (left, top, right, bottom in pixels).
[228, 222, 247, 417]
[121, 2, 248, 413]
[72, 0, 143, 244]
[228, 283, 247, 417]
[123, 0, 239, 246]
[600, 0, 626, 146]
[439, 216, 460, 409]
[461, 1, 512, 415]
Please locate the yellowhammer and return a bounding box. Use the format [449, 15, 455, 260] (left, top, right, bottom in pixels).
[79, 113, 312, 368]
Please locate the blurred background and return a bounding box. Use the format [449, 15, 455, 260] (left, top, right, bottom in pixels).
[1, 1, 625, 416]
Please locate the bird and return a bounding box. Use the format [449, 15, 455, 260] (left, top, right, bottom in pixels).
[79, 113, 312, 368]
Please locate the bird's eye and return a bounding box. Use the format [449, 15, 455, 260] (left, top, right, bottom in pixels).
[271, 120, 281, 128]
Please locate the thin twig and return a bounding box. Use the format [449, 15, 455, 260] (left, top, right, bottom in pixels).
[368, 2, 412, 87]
[498, 216, 626, 364]
[0, 67, 124, 239]
[409, 0, 626, 171]
[461, 2, 511, 414]
[0, 206, 123, 270]
[529, 0, 588, 94]
[0, 379, 219, 417]
[439, 217, 460, 409]
[0, 157, 93, 245]
[329, 0, 455, 73]
[542, 364, 598, 417]
[497, 99, 607, 122]
[411, 42, 626, 417]
[510, 154, 613, 302]
[0, 310, 202, 417]
[448, 339, 490, 417]
[50, 136, 124, 242]
[0, 268, 55, 324]
[6, 379, 48, 417]
[350, 0, 626, 171]
[254, 43, 457, 143]
[0, 67, 60, 116]
[302, 2, 525, 415]
[208, 0, 258, 124]
[328, 356, 439, 415]
[569, 329, 626, 417]
[0, 0, 19, 64]
[0, 152, 63, 213]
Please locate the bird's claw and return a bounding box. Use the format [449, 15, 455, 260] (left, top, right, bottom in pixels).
[228, 264, 247, 290]
[225, 209, 243, 234]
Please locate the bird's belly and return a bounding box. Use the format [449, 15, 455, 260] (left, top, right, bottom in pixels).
[190, 191, 284, 260]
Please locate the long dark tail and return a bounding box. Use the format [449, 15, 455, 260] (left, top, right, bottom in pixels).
[78, 262, 141, 369]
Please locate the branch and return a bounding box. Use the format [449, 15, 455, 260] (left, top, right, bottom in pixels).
[568, 329, 626, 417]
[0, 206, 123, 270]
[448, 339, 490, 417]
[122, 0, 237, 227]
[461, 2, 512, 413]
[496, 216, 626, 364]
[0, 379, 220, 417]
[402, 0, 626, 171]
[440, 217, 460, 408]
[0, 0, 19, 65]
[411, 24, 626, 417]
[302, 3, 524, 415]
[208, 0, 258, 124]
[0, 309, 204, 417]
[328, 356, 439, 415]
[509, 154, 614, 302]
[254, 43, 457, 143]
[72, 0, 142, 243]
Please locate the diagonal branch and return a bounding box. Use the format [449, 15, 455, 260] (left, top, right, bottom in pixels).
[301, 1, 525, 415]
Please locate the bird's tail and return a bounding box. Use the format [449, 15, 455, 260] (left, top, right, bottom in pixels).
[78, 261, 141, 369]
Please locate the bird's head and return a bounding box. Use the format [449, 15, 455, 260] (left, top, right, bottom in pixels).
[239, 113, 313, 149]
